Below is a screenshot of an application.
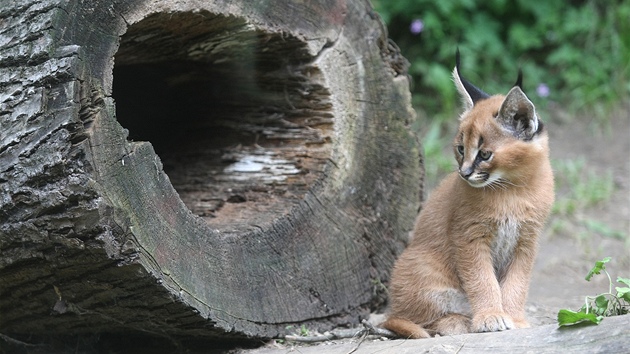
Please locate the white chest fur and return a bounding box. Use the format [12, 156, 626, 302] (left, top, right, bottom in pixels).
[491, 218, 520, 278]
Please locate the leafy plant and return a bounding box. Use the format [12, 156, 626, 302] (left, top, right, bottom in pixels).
[557, 257, 630, 327]
[285, 324, 311, 336]
[296, 324, 310, 336]
[421, 121, 456, 188]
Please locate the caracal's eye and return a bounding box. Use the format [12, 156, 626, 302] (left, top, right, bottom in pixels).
[457, 145, 465, 155]
[479, 150, 492, 160]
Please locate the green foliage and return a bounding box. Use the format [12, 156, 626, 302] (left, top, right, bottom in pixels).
[299, 324, 310, 337]
[371, 0, 629, 120]
[421, 121, 456, 188]
[585, 257, 611, 281]
[285, 324, 311, 337]
[558, 257, 630, 327]
[557, 308, 602, 327]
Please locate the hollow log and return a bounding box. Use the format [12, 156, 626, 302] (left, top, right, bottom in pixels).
[0, 0, 422, 349]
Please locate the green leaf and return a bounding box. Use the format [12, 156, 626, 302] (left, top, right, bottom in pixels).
[585, 257, 611, 281]
[618, 277, 630, 287]
[616, 287, 630, 302]
[557, 309, 603, 326]
[594, 295, 609, 314]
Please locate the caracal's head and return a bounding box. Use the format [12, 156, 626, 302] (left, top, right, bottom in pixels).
[452, 50, 548, 189]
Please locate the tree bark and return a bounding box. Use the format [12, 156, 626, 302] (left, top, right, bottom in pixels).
[0, 0, 421, 349]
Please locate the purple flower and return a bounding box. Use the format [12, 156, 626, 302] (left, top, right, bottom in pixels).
[536, 83, 550, 98]
[410, 19, 424, 35]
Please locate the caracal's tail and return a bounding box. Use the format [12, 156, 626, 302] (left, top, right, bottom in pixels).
[381, 317, 430, 339]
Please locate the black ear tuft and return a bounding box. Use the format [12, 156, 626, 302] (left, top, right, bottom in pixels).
[514, 69, 523, 89]
[456, 48, 463, 73]
[455, 49, 490, 105]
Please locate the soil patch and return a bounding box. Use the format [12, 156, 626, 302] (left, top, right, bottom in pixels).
[529, 105, 630, 323]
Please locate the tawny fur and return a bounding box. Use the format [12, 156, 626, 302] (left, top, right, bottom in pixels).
[382, 67, 554, 339]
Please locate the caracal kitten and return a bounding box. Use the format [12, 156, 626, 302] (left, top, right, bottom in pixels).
[382, 51, 554, 338]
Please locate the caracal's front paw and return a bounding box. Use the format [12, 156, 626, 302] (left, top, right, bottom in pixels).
[472, 312, 515, 332]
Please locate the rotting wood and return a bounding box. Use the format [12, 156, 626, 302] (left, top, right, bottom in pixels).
[0, 0, 421, 350]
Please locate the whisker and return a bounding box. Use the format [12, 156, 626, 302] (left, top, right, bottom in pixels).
[492, 181, 506, 191]
[499, 178, 525, 188]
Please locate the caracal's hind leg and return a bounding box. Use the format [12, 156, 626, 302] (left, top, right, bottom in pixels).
[427, 313, 471, 336]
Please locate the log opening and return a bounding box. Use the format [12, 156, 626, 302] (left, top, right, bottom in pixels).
[113, 11, 333, 232]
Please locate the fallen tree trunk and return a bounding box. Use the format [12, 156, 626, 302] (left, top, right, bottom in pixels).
[0, 0, 421, 350]
[246, 314, 630, 354]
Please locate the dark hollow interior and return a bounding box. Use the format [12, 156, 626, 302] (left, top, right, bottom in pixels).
[112, 11, 333, 234]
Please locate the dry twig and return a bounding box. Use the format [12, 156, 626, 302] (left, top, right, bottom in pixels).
[284, 319, 396, 343]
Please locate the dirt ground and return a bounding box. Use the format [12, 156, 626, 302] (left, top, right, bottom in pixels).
[528, 104, 630, 323]
[241, 104, 630, 353]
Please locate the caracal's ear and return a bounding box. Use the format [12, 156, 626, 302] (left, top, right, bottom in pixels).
[453, 49, 490, 113]
[497, 86, 541, 141]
